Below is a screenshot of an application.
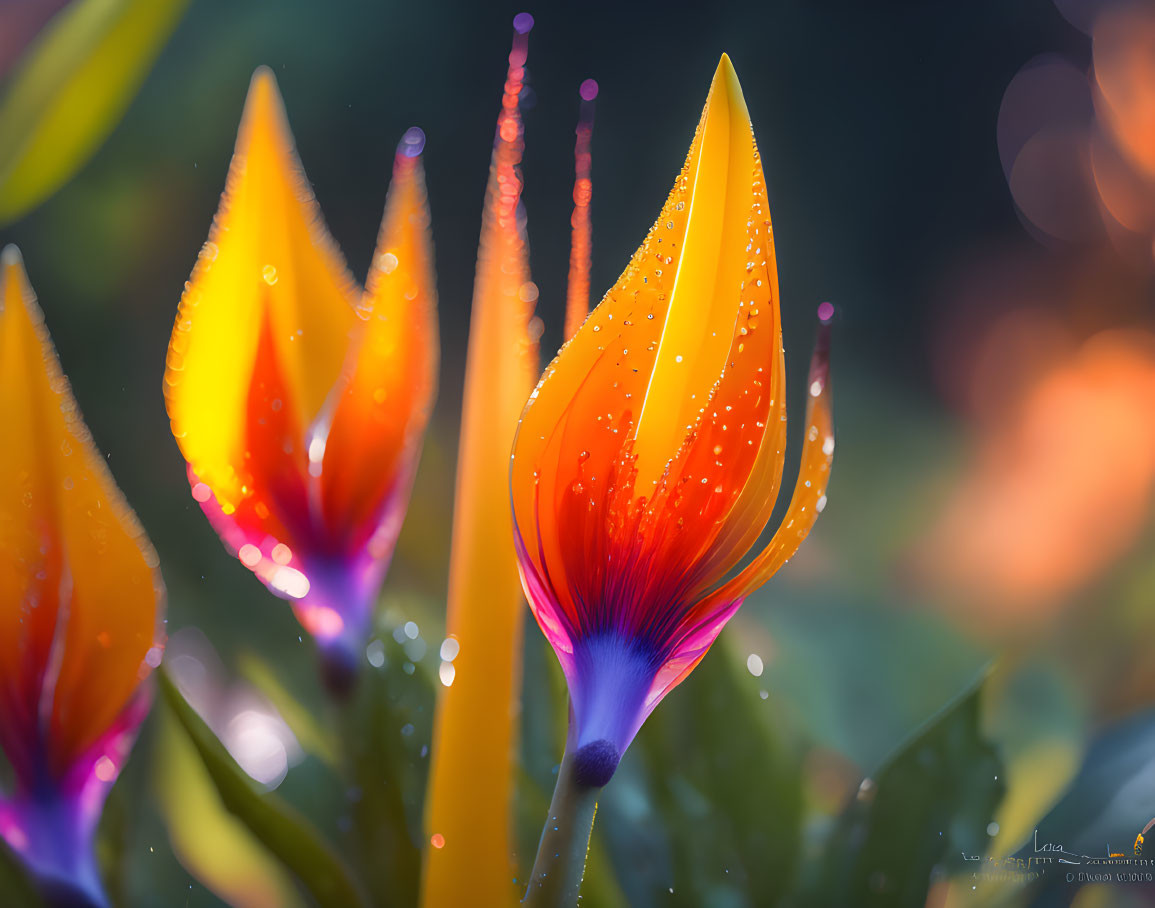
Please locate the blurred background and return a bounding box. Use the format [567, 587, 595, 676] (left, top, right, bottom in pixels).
[4, 0, 1155, 905]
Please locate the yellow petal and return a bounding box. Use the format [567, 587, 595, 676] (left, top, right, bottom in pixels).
[0, 0, 190, 225]
[155, 706, 305, 908]
[320, 132, 438, 545]
[632, 54, 757, 491]
[164, 67, 358, 515]
[512, 55, 786, 613]
[422, 21, 537, 908]
[0, 246, 162, 780]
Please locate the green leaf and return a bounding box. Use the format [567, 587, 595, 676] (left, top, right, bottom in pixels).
[805, 671, 1005, 908]
[1020, 709, 1155, 903]
[337, 630, 435, 908]
[752, 592, 990, 775]
[157, 667, 369, 907]
[0, 836, 43, 908]
[597, 636, 804, 908]
[237, 651, 341, 770]
[0, 0, 189, 225]
[95, 767, 130, 907]
[981, 658, 1084, 857]
[152, 704, 307, 908]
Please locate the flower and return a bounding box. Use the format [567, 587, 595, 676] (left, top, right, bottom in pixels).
[164, 68, 437, 675]
[0, 245, 164, 905]
[510, 55, 834, 784]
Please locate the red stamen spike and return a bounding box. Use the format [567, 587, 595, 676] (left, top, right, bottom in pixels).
[565, 79, 598, 341]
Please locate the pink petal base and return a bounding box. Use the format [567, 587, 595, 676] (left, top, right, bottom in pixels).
[190, 463, 409, 658]
[0, 690, 149, 907]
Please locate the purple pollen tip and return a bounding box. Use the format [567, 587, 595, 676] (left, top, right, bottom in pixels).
[817, 301, 835, 324]
[572, 739, 620, 788]
[513, 12, 534, 34]
[399, 126, 426, 157]
[579, 78, 599, 101]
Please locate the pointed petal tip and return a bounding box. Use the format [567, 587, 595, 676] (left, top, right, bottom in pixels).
[244, 65, 286, 124]
[710, 52, 748, 118]
[715, 52, 738, 84]
[250, 64, 277, 90]
[1, 245, 27, 311]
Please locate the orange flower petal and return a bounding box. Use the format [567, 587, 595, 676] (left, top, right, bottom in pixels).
[423, 18, 536, 908]
[0, 246, 162, 782]
[632, 55, 764, 492]
[512, 55, 788, 637]
[164, 67, 358, 517]
[700, 317, 833, 610]
[320, 132, 438, 553]
[163, 69, 443, 655]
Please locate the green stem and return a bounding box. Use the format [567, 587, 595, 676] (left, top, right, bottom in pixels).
[334, 682, 418, 907]
[522, 743, 602, 907]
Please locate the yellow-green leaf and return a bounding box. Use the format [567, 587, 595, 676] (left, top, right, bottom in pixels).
[0, 836, 42, 907]
[153, 705, 306, 908]
[0, 0, 188, 225]
[236, 651, 341, 771]
[158, 668, 370, 907]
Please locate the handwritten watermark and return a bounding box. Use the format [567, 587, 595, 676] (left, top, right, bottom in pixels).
[963, 827, 1155, 891]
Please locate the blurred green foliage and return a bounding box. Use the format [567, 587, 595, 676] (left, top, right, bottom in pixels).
[1022, 710, 1155, 905]
[151, 617, 1013, 906]
[808, 677, 1003, 907]
[0, 0, 188, 224]
[158, 669, 369, 906]
[336, 634, 434, 907]
[623, 641, 804, 907]
[0, 836, 42, 908]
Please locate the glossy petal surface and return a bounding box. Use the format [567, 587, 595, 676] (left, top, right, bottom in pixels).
[165, 66, 356, 517]
[0, 247, 162, 786]
[320, 136, 437, 561]
[165, 69, 436, 649]
[511, 56, 833, 760]
[423, 21, 537, 908]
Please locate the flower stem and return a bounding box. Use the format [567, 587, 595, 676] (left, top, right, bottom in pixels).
[522, 743, 601, 907]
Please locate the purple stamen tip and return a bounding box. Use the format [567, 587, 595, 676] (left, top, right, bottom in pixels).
[817, 301, 835, 324]
[579, 78, 599, 102]
[399, 126, 426, 157]
[572, 739, 620, 788]
[513, 12, 534, 34]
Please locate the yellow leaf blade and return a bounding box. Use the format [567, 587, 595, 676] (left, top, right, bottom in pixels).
[0, 0, 189, 224]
